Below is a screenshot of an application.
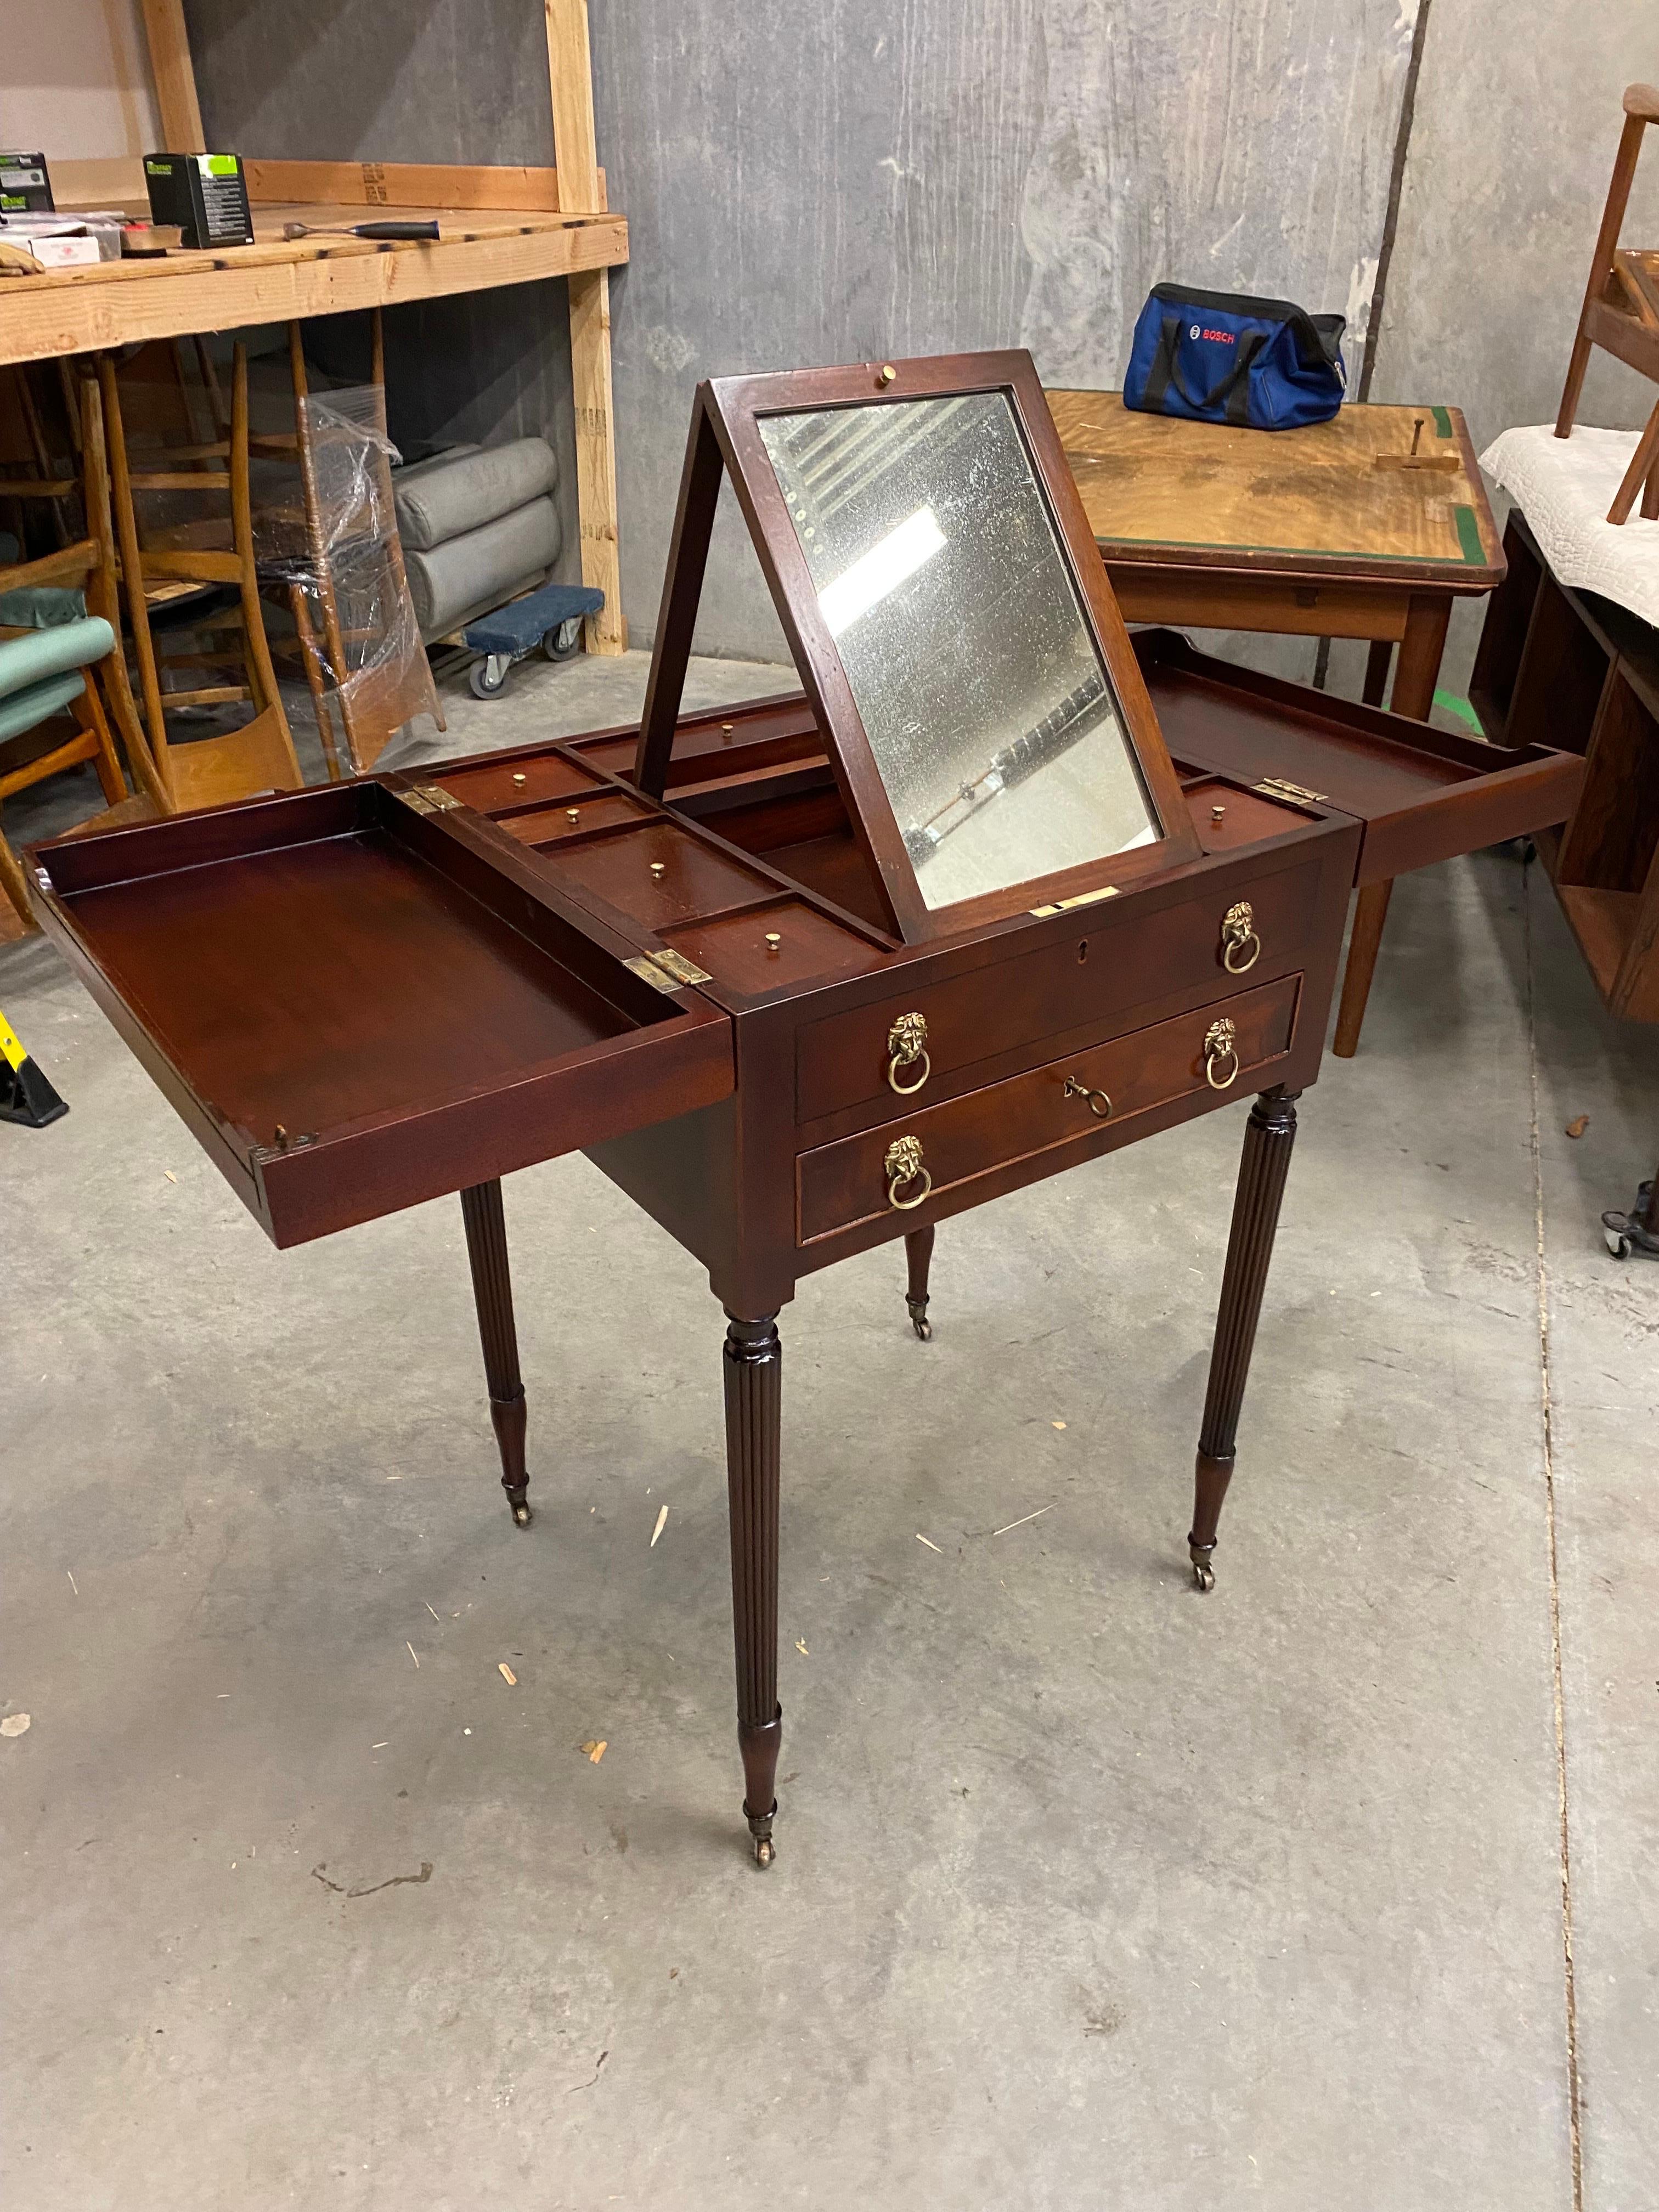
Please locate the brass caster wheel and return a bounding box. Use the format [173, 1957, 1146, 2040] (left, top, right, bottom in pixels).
[906, 1296, 932, 1341]
[507, 1494, 533, 1528]
[1189, 1542, 1216, 1592]
[754, 1834, 776, 1869]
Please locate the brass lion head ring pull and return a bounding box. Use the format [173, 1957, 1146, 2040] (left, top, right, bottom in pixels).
[1204, 1017, 1240, 1091]
[884, 1134, 932, 1211]
[1062, 1073, 1113, 1120]
[887, 1010, 930, 1096]
[1221, 900, 1261, 975]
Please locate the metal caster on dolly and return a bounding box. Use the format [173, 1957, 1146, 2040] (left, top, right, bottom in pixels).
[542, 617, 583, 662]
[469, 653, 510, 700]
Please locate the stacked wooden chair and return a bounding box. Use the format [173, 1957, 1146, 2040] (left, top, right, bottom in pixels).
[97, 340, 303, 812]
[0, 372, 165, 937]
[1556, 81, 1659, 523]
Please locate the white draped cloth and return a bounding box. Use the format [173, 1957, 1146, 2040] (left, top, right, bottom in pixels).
[1479, 424, 1659, 628]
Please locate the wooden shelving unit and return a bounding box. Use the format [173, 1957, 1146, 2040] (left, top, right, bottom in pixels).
[0, 0, 628, 653]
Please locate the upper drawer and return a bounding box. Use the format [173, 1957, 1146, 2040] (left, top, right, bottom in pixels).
[797, 972, 1299, 1244]
[794, 856, 1319, 1124]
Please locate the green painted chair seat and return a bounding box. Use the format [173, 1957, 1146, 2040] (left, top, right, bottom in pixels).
[0, 669, 87, 745]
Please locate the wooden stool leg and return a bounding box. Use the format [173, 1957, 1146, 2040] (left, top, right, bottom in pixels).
[1332, 879, 1394, 1058]
[904, 1226, 935, 1340]
[1189, 1088, 1300, 1590]
[459, 1179, 531, 1528]
[724, 1311, 782, 1867]
[76, 679, 128, 806]
[1608, 398, 1659, 526]
[1362, 640, 1392, 708]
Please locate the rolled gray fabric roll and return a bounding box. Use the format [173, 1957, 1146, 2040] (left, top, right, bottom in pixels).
[393, 437, 558, 552]
[403, 496, 562, 635]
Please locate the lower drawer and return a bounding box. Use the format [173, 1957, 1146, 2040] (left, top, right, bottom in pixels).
[797, 972, 1300, 1243]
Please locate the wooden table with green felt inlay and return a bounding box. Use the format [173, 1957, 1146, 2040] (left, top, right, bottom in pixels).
[1049, 392, 1506, 1054]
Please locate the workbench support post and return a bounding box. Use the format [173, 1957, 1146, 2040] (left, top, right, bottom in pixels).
[724, 1312, 783, 1867]
[904, 1226, 935, 1340]
[460, 1179, 532, 1528]
[1189, 1088, 1300, 1591]
[546, 0, 627, 656]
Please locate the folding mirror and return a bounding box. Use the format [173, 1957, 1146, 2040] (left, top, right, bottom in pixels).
[635, 351, 1199, 941]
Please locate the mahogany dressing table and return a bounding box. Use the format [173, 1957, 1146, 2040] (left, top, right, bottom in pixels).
[27, 353, 1580, 1866]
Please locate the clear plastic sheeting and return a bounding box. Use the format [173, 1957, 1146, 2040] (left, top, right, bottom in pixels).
[255, 385, 441, 774]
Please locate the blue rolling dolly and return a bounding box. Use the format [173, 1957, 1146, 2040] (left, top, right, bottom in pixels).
[461, 582, 605, 700]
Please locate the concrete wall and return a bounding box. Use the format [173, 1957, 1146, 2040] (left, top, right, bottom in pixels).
[1369, 7, 1659, 698]
[599, 0, 1413, 659]
[183, 1, 1655, 677]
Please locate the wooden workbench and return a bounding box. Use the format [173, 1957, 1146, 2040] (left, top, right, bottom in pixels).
[0, 199, 628, 370]
[1049, 392, 1506, 1054]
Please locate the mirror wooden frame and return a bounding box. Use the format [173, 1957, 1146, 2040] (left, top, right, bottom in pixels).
[634, 349, 1202, 943]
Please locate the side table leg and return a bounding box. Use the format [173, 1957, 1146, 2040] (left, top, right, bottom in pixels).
[459, 1179, 532, 1528]
[1189, 1089, 1300, 1591]
[1331, 880, 1394, 1058]
[905, 1226, 935, 1340]
[1334, 593, 1451, 1056]
[1362, 639, 1392, 708]
[724, 1312, 783, 1866]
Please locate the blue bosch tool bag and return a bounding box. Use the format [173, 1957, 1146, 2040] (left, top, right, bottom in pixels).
[1124, 285, 1346, 430]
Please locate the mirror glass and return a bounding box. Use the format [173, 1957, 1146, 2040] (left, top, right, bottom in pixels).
[759, 392, 1159, 911]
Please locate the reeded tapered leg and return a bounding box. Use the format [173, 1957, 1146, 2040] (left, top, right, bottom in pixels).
[1189, 1088, 1300, 1590]
[905, 1226, 935, 1340]
[460, 1179, 531, 1527]
[724, 1312, 782, 1866]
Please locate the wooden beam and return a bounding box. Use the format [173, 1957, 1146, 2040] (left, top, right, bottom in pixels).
[0, 218, 630, 368]
[243, 159, 603, 213]
[545, 0, 602, 211]
[570, 268, 626, 653]
[139, 0, 206, 153]
[546, 0, 625, 653]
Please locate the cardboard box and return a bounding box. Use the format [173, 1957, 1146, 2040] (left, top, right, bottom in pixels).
[0, 154, 54, 213]
[143, 153, 253, 250]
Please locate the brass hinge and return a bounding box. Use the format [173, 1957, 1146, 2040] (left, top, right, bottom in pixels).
[1254, 776, 1327, 808]
[650, 947, 713, 986]
[397, 783, 461, 815]
[1030, 883, 1120, 918]
[624, 950, 711, 994]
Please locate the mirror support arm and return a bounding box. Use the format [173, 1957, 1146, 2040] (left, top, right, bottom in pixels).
[636, 397, 725, 801]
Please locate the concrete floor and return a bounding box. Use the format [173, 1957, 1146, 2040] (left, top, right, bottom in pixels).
[2, 651, 1656, 2210]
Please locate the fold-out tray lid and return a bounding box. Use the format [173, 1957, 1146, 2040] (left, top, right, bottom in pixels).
[1133, 629, 1585, 886]
[29, 779, 734, 1248]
